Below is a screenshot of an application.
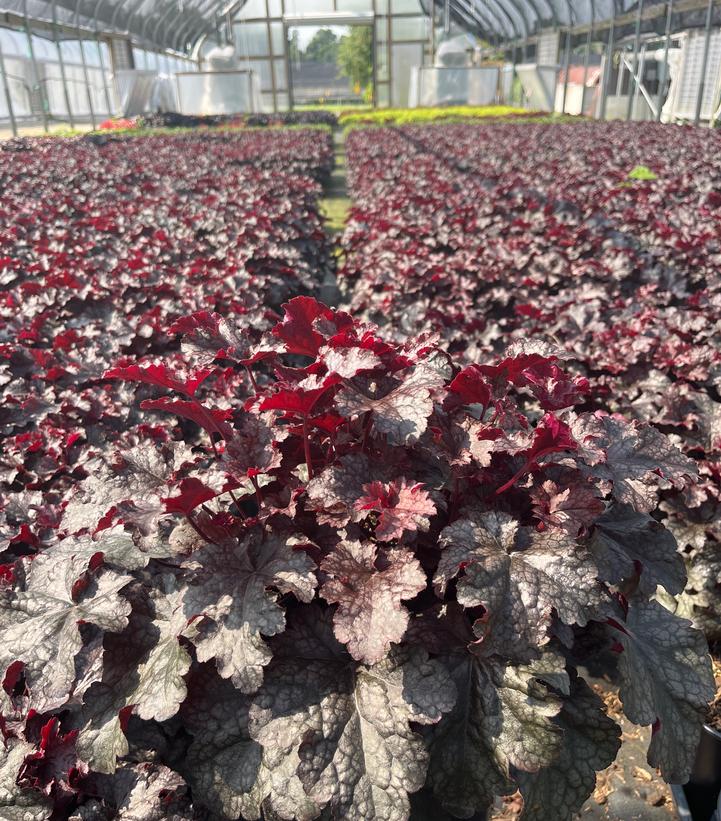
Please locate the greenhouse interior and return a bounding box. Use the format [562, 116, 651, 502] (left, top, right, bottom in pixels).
[1, 0, 721, 819]
[0, 0, 720, 121]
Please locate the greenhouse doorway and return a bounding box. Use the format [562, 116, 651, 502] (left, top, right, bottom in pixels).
[285, 14, 375, 108]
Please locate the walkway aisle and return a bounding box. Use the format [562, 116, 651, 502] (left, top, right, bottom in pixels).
[319, 127, 350, 307]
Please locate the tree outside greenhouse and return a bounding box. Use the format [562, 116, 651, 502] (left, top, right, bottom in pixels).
[287, 25, 370, 105]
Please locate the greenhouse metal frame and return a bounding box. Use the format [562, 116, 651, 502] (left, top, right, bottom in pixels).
[0, 0, 719, 129]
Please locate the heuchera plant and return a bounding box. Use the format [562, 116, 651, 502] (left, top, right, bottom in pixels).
[0, 127, 333, 568]
[340, 121, 721, 642]
[0, 297, 713, 820]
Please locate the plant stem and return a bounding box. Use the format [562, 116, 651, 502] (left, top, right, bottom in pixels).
[449, 474, 461, 520]
[361, 411, 372, 452]
[228, 488, 245, 517]
[250, 474, 265, 508]
[495, 461, 533, 495]
[302, 417, 314, 479]
[245, 365, 258, 393]
[185, 513, 214, 544]
[495, 446, 565, 495]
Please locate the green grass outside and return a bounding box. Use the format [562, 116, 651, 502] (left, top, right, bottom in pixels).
[338, 105, 530, 127]
[343, 112, 586, 132]
[293, 103, 372, 113]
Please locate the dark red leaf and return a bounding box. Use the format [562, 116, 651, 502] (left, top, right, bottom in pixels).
[105, 362, 212, 397]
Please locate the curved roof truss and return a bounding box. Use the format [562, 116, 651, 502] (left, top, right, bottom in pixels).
[1, 0, 719, 58]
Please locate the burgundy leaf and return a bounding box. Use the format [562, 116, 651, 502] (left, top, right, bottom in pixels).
[105, 362, 212, 398]
[19, 718, 87, 799]
[162, 478, 218, 515]
[272, 297, 353, 357]
[141, 397, 234, 438]
[449, 365, 492, 407]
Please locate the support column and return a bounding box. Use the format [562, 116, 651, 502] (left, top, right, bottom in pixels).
[626, 0, 644, 120]
[599, 11, 615, 119]
[75, 1, 96, 128]
[387, 0, 393, 105]
[694, 0, 714, 125]
[656, 0, 674, 121]
[430, 0, 436, 65]
[52, 0, 75, 129]
[371, 10, 377, 106]
[282, 0, 293, 110]
[561, 28, 571, 113]
[510, 43, 517, 104]
[94, 31, 114, 116]
[264, 0, 277, 111]
[0, 34, 18, 136]
[78, 36, 96, 128]
[581, 23, 593, 115]
[23, 0, 48, 131]
[633, 43, 647, 112]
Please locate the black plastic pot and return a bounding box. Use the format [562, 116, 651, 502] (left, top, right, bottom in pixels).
[678, 724, 721, 820]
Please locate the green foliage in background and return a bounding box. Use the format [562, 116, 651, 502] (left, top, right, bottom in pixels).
[337, 27, 373, 92]
[304, 28, 339, 63]
[339, 105, 533, 127]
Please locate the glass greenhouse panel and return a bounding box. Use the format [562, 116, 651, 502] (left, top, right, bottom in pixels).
[391, 16, 428, 41]
[391, 42, 423, 104]
[391, 0, 424, 15]
[0, 28, 27, 57]
[336, 0, 375, 13]
[270, 24, 285, 56]
[235, 23, 271, 57]
[238, 0, 268, 18]
[133, 48, 148, 68]
[375, 37, 389, 79]
[245, 58, 273, 88]
[273, 58, 287, 89]
[0, 57, 32, 117]
[284, 0, 336, 13]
